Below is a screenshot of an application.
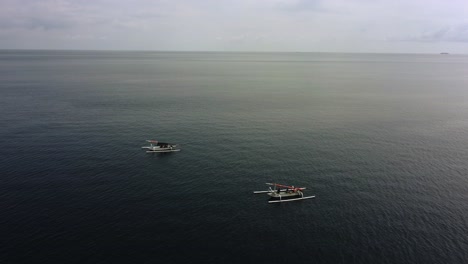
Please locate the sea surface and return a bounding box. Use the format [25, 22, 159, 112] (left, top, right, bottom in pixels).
[1, 50, 468, 263]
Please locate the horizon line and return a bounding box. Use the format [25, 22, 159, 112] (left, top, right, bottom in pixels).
[0, 48, 462, 55]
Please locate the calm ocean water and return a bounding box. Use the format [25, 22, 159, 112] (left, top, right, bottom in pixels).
[1, 50, 468, 263]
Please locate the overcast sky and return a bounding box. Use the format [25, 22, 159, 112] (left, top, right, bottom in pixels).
[1, 0, 468, 53]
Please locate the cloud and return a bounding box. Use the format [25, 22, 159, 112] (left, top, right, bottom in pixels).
[0, 0, 89, 31]
[403, 24, 468, 43]
[0, 0, 468, 52]
[272, 0, 323, 12]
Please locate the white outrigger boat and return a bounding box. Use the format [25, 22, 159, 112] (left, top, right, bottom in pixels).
[142, 140, 180, 153]
[254, 183, 315, 203]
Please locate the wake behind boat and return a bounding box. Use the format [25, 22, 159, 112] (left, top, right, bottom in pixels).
[254, 183, 315, 203]
[142, 140, 180, 153]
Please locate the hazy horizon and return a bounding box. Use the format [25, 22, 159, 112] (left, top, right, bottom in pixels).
[0, 49, 464, 55]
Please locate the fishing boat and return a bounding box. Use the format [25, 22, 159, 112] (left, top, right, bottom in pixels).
[142, 140, 180, 153]
[254, 183, 315, 203]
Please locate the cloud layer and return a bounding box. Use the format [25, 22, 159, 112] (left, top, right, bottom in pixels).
[1, 0, 468, 53]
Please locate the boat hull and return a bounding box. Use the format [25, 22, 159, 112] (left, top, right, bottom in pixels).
[268, 196, 315, 203]
[268, 190, 303, 199]
[146, 149, 180, 153]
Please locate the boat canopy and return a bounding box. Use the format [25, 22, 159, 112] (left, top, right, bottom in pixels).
[266, 183, 305, 191]
[156, 142, 174, 145]
[146, 140, 175, 146]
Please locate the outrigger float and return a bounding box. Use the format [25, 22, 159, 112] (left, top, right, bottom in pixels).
[254, 183, 315, 203]
[142, 140, 180, 153]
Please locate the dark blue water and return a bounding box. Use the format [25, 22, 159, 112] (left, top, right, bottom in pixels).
[2, 50, 468, 263]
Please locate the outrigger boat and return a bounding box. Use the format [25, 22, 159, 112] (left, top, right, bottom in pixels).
[142, 140, 180, 153]
[254, 183, 315, 203]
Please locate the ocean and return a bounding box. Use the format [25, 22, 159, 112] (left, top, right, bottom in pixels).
[1, 50, 468, 263]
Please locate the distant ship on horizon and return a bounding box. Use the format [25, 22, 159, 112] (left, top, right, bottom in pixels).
[440, 52, 449, 55]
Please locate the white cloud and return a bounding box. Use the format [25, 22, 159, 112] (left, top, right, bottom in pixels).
[407, 24, 468, 43]
[0, 0, 467, 53]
